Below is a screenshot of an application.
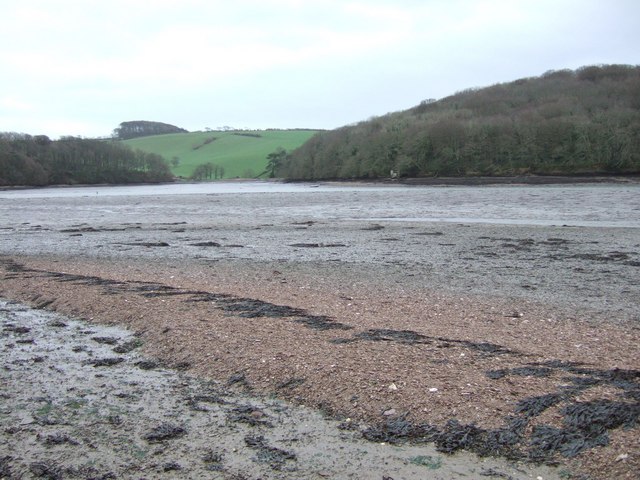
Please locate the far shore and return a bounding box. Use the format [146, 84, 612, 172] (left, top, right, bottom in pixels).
[323, 173, 640, 186]
[2, 173, 639, 191]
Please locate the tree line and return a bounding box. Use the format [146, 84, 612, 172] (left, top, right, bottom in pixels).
[190, 162, 225, 180]
[0, 133, 173, 186]
[112, 120, 188, 140]
[280, 64, 640, 179]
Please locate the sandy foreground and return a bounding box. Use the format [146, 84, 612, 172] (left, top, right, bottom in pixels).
[0, 184, 639, 479]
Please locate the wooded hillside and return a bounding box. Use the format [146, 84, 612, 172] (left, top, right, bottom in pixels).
[0, 134, 173, 186]
[280, 64, 640, 179]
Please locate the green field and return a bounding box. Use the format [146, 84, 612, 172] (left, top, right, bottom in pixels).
[123, 129, 318, 179]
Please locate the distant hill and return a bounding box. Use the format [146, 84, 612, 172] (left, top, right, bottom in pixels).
[123, 129, 319, 179]
[280, 64, 640, 179]
[113, 121, 188, 140]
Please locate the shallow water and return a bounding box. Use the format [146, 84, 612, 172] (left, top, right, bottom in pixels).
[1, 181, 638, 228]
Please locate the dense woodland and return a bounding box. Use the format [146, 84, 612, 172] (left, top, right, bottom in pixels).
[112, 121, 188, 140]
[281, 64, 640, 179]
[0, 134, 173, 186]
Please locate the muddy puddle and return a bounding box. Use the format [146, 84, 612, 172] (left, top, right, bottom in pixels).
[0, 299, 563, 479]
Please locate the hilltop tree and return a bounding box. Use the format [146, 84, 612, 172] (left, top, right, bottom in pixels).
[112, 121, 188, 140]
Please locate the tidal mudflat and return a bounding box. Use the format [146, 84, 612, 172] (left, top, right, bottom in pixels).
[0, 181, 638, 479]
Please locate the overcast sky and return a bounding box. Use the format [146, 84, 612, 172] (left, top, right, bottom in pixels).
[1, 0, 639, 138]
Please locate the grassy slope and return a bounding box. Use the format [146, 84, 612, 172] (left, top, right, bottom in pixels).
[124, 130, 318, 179]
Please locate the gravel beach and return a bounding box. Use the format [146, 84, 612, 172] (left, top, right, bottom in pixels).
[1, 181, 638, 479]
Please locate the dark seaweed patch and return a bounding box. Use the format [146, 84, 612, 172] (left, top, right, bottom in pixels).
[125, 241, 170, 247]
[483, 361, 640, 462]
[5, 325, 30, 334]
[228, 405, 273, 427]
[527, 401, 638, 461]
[29, 461, 62, 479]
[185, 292, 233, 303]
[162, 462, 182, 472]
[91, 336, 118, 345]
[193, 394, 226, 404]
[486, 369, 508, 380]
[487, 366, 552, 379]
[35, 299, 55, 309]
[174, 361, 191, 371]
[187, 394, 226, 411]
[565, 400, 639, 429]
[362, 361, 639, 464]
[434, 419, 486, 454]
[289, 242, 346, 248]
[566, 252, 635, 263]
[350, 328, 430, 345]
[47, 320, 67, 328]
[479, 467, 515, 478]
[191, 241, 222, 247]
[294, 315, 352, 331]
[88, 358, 125, 367]
[219, 298, 306, 318]
[362, 416, 438, 444]
[510, 366, 553, 377]
[276, 377, 306, 390]
[227, 372, 249, 387]
[143, 423, 187, 442]
[448, 339, 514, 355]
[244, 435, 296, 470]
[60, 226, 100, 233]
[133, 284, 197, 298]
[65, 466, 116, 479]
[0, 456, 12, 478]
[202, 450, 224, 471]
[135, 360, 159, 370]
[113, 338, 142, 353]
[515, 394, 564, 418]
[43, 433, 79, 446]
[336, 328, 517, 355]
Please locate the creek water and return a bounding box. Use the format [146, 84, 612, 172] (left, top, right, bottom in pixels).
[1, 181, 639, 228]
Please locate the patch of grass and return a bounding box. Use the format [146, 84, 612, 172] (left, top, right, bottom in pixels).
[130, 444, 149, 460]
[123, 129, 318, 179]
[35, 401, 54, 416]
[408, 455, 442, 469]
[65, 398, 87, 410]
